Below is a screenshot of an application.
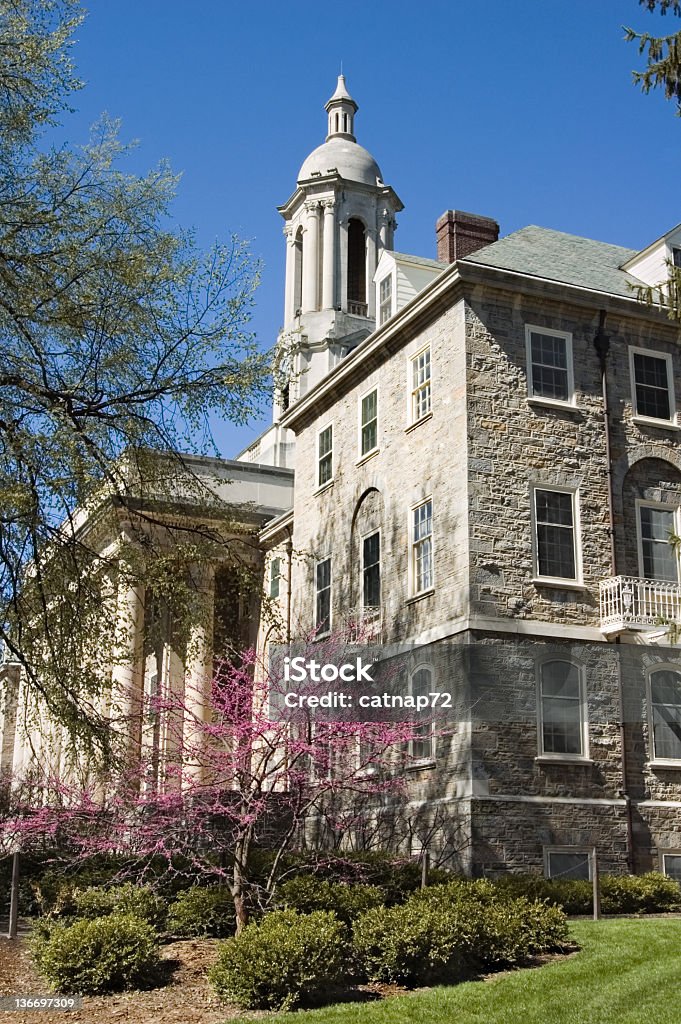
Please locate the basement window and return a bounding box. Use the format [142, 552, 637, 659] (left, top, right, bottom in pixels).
[545, 848, 591, 881]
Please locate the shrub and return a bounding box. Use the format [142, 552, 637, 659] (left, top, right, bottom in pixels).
[491, 871, 681, 916]
[275, 876, 384, 924]
[353, 885, 569, 986]
[209, 910, 349, 1010]
[166, 885, 235, 937]
[72, 883, 167, 930]
[32, 913, 161, 994]
[600, 872, 681, 914]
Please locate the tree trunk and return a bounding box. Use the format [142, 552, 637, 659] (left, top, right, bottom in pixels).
[232, 834, 251, 934]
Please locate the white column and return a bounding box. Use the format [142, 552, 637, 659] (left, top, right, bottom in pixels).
[182, 565, 215, 784]
[365, 227, 377, 318]
[111, 566, 145, 763]
[302, 202, 320, 313]
[338, 216, 349, 313]
[283, 225, 295, 325]
[321, 200, 336, 310]
[379, 208, 390, 251]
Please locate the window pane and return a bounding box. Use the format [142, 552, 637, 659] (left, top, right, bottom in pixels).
[651, 670, 681, 760]
[673, 248, 681, 269]
[410, 668, 433, 759]
[270, 558, 281, 599]
[530, 332, 569, 401]
[639, 506, 678, 582]
[318, 426, 333, 486]
[633, 353, 671, 420]
[363, 533, 381, 608]
[361, 391, 378, 454]
[547, 852, 590, 880]
[535, 490, 576, 579]
[316, 559, 331, 633]
[412, 501, 433, 593]
[412, 349, 431, 420]
[541, 662, 583, 755]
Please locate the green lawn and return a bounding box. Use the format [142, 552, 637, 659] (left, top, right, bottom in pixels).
[246, 919, 681, 1024]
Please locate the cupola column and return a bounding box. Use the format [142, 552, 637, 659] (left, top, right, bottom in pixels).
[338, 216, 348, 313]
[365, 227, 377, 318]
[283, 226, 296, 324]
[322, 200, 336, 310]
[302, 201, 320, 313]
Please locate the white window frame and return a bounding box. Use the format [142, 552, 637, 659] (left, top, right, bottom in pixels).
[670, 245, 681, 269]
[525, 325, 575, 407]
[629, 346, 676, 425]
[269, 557, 282, 600]
[536, 658, 589, 761]
[544, 847, 592, 881]
[647, 664, 681, 765]
[358, 386, 379, 460]
[408, 345, 432, 424]
[408, 664, 435, 763]
[635, 499, 680, 583]
[378, 273, 394, 325]
[531, 484, 582, 585]
[409, 497, 434, 596]
[361, 528, 381, 612]
[660, 850, 681, 883]
[316, 422, 334, 490]
[314, 556, 332, 637]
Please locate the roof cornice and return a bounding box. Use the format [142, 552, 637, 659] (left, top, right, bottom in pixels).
[280, 256, 678, 433]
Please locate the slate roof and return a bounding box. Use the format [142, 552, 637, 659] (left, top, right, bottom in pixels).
[390, 251, 448, 271]
[463, 225, 642, 298]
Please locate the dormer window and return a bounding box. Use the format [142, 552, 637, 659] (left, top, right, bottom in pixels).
[379, 276, 392, 325]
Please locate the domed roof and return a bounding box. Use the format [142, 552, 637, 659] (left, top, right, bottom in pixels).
[298, 136, 383, 186]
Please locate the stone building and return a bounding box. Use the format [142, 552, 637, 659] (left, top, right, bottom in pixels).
[3, 76, 681, 881]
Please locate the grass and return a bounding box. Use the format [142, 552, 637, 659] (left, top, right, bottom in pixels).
[244, 919, 681, 1024]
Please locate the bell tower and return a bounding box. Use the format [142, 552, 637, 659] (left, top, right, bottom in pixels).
[274, 76, 403, 418]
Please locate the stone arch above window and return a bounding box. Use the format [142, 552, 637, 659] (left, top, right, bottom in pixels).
[621, 457, 681, 578]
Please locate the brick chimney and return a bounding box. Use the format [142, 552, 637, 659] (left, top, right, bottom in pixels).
[436, 210, 499, 264]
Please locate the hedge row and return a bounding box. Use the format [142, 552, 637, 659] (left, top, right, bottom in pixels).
[210, 884, 570, 1010]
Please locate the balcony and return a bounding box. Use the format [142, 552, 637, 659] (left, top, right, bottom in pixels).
[600, 575, 681, 636]
[348, 301, 368, 317]
[345, 606, 382, 644]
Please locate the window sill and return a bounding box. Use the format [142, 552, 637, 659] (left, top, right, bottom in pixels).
[313, 479, 334, 497]
[406, 759, 436, 772]
[527, 397, 578, 412]
[313, 630, 331, 642]
[531, 577, 586, 591]
[648, 760, 681, 771]
[632, 416, 680, 431]
[405, 412, 433, 434]
[535, 755, 594, 766]
[405, 588, 435, 606]
[356, 448, 379, 467]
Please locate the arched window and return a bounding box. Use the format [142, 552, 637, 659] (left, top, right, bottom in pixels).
[347, 218, 366, 313]
[343, 113, 348, 133]
[538, 660, 587, 757]
[293, 227, 303, 315]
[650, 668, 681, 761]
[409, 666, 434, 762]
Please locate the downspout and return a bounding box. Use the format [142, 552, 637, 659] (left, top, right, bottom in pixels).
[594, 310, 634, 873]
[285, 527, 293, 647]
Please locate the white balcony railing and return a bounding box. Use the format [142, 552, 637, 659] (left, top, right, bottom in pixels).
[600, 575, 681, 634]
[345, 606, 382, 644]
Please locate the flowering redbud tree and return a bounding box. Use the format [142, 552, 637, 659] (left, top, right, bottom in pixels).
[3, 633, 432, 931]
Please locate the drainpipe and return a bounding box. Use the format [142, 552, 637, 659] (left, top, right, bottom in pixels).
[285, 527, 293, 647]
[594, 310, 634, 873]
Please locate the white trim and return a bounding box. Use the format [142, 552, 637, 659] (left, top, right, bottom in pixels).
[525, 325, 575, 407]
[409, 496, 434, 597]
[629, 345, 676, 424]
[536, 657, 589, 760]
[358, 384, 379, 460]
[647, 663, 681, 764]
[408, 663, 435, 763]
[635, 498, 680, 583]
[531, 484, 582, 584]
[315, 421, 334, 491]
[544, 846, 592, 880]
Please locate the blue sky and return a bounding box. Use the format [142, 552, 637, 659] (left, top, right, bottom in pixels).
[66, 1, 679, 456]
